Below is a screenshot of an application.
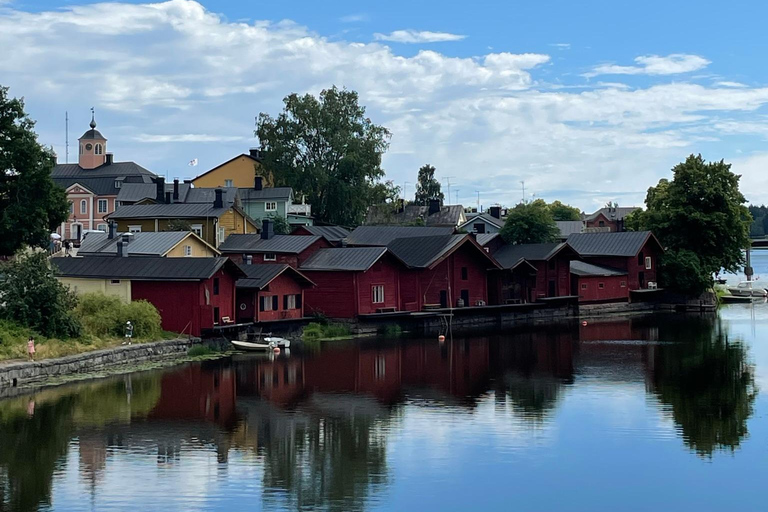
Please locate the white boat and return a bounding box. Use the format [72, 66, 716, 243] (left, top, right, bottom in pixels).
[230, 336, 291, 352]
[231, 340, 272, 351]
[727, 281, 768, 297]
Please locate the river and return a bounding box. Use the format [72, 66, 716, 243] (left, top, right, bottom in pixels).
[1, 305, 766, 511]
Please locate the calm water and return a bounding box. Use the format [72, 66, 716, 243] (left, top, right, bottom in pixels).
[2, 307, 767, 512]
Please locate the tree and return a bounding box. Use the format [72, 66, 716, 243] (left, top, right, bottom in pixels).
[500, 199, 559, 244]
[0, 86, 69, 257]
[548, 200, 581, 221]
[256, 214, 291, 235]
[414, 164, 444, 206]
[256, 86, 391, 226]
[629, 155, 751, 290]
[164, 219, 192, 231]
[0, 251, 81, 338]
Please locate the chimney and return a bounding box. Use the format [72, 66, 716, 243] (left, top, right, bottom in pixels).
[105, 153, 113, 165]
[341, 237, 348, 248]
[428, 198, 441, 216]
[108, 221, 117, 240]
[249, 148, 262, 159]
[165, 191, 172, 204]
[121, 233, 131, 244]
[183, 179, 192, 184]
[261, 219, 274, 240]
[116, 241, 128, 257]
[489, 206, 501, 219]
[173, 179, 180, 201]
[254, 176, 263, 191]
[397, 198, 405, 213]
[155, 177, 165, 203]
[213, 188, 224, 208]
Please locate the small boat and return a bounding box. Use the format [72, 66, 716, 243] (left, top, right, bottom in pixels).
[231, 339, 272, 351]
[230, 331, 292, 351]
[727, 281, 768, 297]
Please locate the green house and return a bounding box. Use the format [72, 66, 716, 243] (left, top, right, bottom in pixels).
[237, 185, 313, 227]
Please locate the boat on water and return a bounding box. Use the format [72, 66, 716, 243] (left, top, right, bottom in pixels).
[727, 281, 768, 297]
[230, 332, 292, 351]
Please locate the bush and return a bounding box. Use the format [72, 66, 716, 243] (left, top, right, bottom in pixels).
[303, 321, 351, 340]
[188, 345, 216, 357]
[660, 249, 713, 296]
[74, 292, 163, 339]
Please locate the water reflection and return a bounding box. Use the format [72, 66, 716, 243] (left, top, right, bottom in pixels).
[0, 312, 759, 511]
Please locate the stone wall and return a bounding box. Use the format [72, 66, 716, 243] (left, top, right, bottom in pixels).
[0, 338, 196, 389]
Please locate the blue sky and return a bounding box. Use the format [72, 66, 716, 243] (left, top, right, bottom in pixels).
[3, 0, 768, 210]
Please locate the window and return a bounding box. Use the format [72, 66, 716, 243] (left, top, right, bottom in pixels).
[260, 296, 274, 311]
[69, 201, 74, 214]
[645, 256, 652, 270]
[183, 245, 192, 257]
[95, 143, 103, 155]
[620, 281, 627, 288]
[128, 225, 142, 233]
[598, 283, 605, 289]
[218, 227, 226, 245]
[213, 278, 220, 295]
[473, 223, 486, 234]
[109, 279, 121, 285]
[224, 179, 233, 188]
[638, 251, 644, 266]
[598, 220, 605, 227]
[372, 285, 385, 304]
[244, 254, 253, 265]
[265, 201, 277, 211]
[114, 180, 122, 189]
[191, 224, 203, 237]
[80, 199, 87, 214]
[97, 223, 108, 232]
[97, 199, 108, 213]
[284, 294, 299, 310]
[461, 267, 468, 280]
[581, 283, 588, 290]
[264, 253, 276, 261]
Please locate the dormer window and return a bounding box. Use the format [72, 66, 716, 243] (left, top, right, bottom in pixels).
[115, 180, 122, 189]
[95, 143, 103, 155]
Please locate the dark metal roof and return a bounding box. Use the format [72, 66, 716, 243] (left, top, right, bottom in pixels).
[300, 247, 388, 272]
[219, 234, 321, 254]
[108, 203, 230, 220]
[387, 235, 465, 268]
[566, 231, 656, 257]
[238, 187, 293, 202]
[555, 221, 584, 239]
[570, 261, 627, 277]
[365, 204, 465, 227]
[185, 187, 238, 205]
[460, 213, 503, 230]
[79, 129, 106, 140]
[77, 231, 214, 257]
[52, 256, 241, 281]
[293, 225, 350, 243]
[492, 243, 567, 269]
[116, 182, 194, 203]
[346, 226, 454, 246]
[236, 263, 315, 289]
[476, 233, 500, 247]
[52, 161, 155, 178]
[585, 207, 641, 221]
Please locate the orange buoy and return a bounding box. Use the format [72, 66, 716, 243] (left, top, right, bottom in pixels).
[273, 347, 281, 354]
[438, 335, 446, 342]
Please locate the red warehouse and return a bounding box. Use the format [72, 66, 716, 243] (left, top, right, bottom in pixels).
[235, 263, 315, 323]
[300, 247, 405, 318]
[387, 234, 501, 310]
[491, 242, 579, 300]
[566, 231, 663, 291]
[53, 256, 244, 336]
[219, 221, 329, 267]
[570, 260, 629, 303]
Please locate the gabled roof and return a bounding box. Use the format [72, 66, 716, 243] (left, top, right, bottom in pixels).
[53, 171, 155, 196]
[79, 128, 105, 140]
[492, 242, 573, 269]
[77, 231, 219, 257]
[555, 221, 584, 238]
[387, 234, 501, 270]
[52, 161, 155, 178]
[585, 207, 641, 222]
[219, 234, 321, 254]
[191, 153, 262, 182]
[52, 256, 243, 281]
[236, 263, 315, 289]
[108, 203, 231, 220]
[459, 213, 503, 230]
[476, 232, 500, 247]
[570, 261, 627, 277]
[567, 231, 659, 257]
[293, 225, 351, 243]
[365, 204, 465, 227]
[238, 187, 293, 202]
[346, 226, 454, 246]
[300, 247, 389, 272]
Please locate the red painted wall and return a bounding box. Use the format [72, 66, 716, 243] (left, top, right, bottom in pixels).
[228, 238, 330, 268]
[416, 243, 490, 309]
[530, 252, 573, 300]
[585, 213, 618, 232]
[302, 271, 356, 318]
[256, 273, 305, 322]
[581, 239, 660, 290]
[355, 257, 400, 314]
[575, 274, 629, 303]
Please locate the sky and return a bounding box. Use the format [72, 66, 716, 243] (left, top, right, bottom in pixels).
[2, 0, 768, 211]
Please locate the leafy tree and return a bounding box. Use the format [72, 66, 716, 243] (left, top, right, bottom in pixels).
[369, 179, 401, 206]
[164, 219, 192, 231]
[500, 199, 559, 244]
[0, 86, 69, 257]
[255, 214, 291, 235]
[256, 86, 391, 226]
[548, 200, 581, 221]
[0, 251, 81, 338]
[659, 249, 712, 296]
[629, 155, 752, 290]
[414, 164, 444, 206]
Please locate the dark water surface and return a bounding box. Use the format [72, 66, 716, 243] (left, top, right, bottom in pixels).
[2, 307, 767, 511]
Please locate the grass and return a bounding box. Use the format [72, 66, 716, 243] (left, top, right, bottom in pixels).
[302, 321, 353, 341]
[187, 345, 218, 357]
[380, 324, 403, 337]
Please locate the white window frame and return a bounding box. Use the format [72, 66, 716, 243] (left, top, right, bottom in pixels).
[96, 223, 108, 232]
[224, 179, 233, 188]
[109, 279, 121, 285]
[191, 224, 203, 237]
[265, 201, 277, 212]
[128, 225, 142, 233]
[372, 285, 385, 304]
[263, 253, 277, 262]
[286, 294, 297, 310]
[645, 256, 652, 270]
[97, 199, 108, 213]
[262, 295, 274, 311]
[70, 222, 83, 239]
[69, 201, 74, 214]
[183, 245, 192, 257]
[80, 199, 87, 214]
[95, 143, 103, 155]
[218, 227, 226, 245]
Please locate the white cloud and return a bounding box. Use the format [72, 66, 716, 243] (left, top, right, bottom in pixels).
[715, 81, 747, 88]
[731, 153, 768, 205]
[0, 1, 766, 211]
[550, 43, 571, 50]
[373, 29, 466, 43]
[586, 53, 711, 77]
[339, 13, 368, 23]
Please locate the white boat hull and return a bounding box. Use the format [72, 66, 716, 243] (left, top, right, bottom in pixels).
[231, 340, 272, 351]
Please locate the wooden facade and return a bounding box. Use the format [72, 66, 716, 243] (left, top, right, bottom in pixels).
[192, 153, 272, 189]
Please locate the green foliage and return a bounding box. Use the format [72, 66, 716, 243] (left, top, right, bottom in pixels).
[256, 86, 391, 226]
[500, 199, 559, 244]
[548, 200, 581, 221]
[747, 204, 768, 238]
[659, 249, 712, 296]
[0, 252, 80, 338]
[255, 214, 291, 235]
[0, 86, 69, 256]
[303, 321, 351, 340]
[369, 180, 401, 207]
[414, 164, 444, 206]
[380, 324, 403, 337]
[188, 344, 216, 357]
[74, 292, 162, 339]
[630, 155, 752, 290]
[164, 218, 192, 231]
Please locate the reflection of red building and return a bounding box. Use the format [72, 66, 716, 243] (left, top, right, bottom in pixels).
[401, 339, 490, 398]
[236, 357, 306, 405]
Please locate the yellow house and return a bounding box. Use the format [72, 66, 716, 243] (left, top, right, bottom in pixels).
[58, 276, 132, 302]
[78, 230, 220, 258]
[192, 151, 273, 189]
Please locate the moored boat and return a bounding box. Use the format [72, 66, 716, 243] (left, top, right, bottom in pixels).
[727, 281, 768, 297]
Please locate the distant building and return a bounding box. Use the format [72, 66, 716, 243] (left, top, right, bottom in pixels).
[583, 206, 640, 233]
[191, 150, 272, 189]
[458, 207, 504, 234]
[492, 242, 579, 301]
[570, 261, 629, 303]
[77, 227, 219, 258]
[346, 226, 455, 246]
[555, 220, 585, 241]
[219, 220, 329, 267]
[235, 264, 315, 324]
[365, 199, 466, 228]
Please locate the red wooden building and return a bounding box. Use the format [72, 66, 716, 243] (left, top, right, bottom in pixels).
[570, 260, 629, 303]
[220, 220, 329, 267]
[53, 256, 244, 336]
[491, 242, 579, 301]
[566, 231, 663, 290]
[583, 206, 640, 233]
[387, 234, 501, 310]
[300, 247, 406, 318]
[235, 263, 315, 323]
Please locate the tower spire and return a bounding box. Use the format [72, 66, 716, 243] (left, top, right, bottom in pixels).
[90, 107, 96, 129]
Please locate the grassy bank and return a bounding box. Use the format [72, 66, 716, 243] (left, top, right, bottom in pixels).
[302, 321, 354, 341]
